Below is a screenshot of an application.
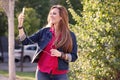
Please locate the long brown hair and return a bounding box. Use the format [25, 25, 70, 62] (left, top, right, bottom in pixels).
[47, 5, 73, 53]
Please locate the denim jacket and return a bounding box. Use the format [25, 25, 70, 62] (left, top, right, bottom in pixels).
[21, 27, 78, 70]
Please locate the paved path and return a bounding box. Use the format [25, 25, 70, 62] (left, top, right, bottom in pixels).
[0, 62, 37, 72]
[0, 62, 37, 80]
[0, 74, 21, 80]
[0, 74, 8, 80]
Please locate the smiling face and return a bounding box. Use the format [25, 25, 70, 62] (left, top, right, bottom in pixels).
[47, 8, 62, 26]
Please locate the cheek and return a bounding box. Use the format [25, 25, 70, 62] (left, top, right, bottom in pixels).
[48, 15, 61, 24]
[55, 16, 61, 21]
[57, 17, 61, 23]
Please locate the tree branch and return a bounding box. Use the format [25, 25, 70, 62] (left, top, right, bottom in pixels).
[0, 0, 9, 16]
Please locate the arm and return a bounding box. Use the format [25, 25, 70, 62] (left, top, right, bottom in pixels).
[50, 32, 78, 62]
[18, 12, 26, 41]
[68, 32, 78, 62]
[17, 12, 42, 45]
[61, 32, 78, 62]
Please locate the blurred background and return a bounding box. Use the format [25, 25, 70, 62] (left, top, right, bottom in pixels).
[0, 0, 120, 80]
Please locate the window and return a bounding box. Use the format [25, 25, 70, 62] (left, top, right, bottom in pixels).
[26, 46, 37, 50]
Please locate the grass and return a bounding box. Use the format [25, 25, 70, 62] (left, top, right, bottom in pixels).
[0, 70, 35, 80]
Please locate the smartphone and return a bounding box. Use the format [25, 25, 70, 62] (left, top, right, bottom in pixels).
[22, 7, 25, 14]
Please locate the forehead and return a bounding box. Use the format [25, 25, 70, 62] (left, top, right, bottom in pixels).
[50, 8, 60, 13]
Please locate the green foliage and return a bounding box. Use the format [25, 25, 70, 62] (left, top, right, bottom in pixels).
[15, 0, 50, 27]
[15, 8, 40, 37]
[68, 0, 120, 80]
[1, 0, 120, 79]
[0, 10, 8, 36]
[23, 8, 40, 35]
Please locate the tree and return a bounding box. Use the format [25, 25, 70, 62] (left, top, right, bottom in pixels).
[0, 11, 7, 62]
[68, 0, 120, 80]
[0, 0, 16, 80]
[50, 0, 60, 5]
[0, 11, 7, 36]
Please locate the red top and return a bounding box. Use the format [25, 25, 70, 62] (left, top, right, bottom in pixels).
[37, 27, 68, 75]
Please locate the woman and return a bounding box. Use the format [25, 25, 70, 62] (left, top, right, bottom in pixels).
[18, 5, 78, 80]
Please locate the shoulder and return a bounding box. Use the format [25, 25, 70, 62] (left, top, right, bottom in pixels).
[70, 31, 77, 43]
[37, 26, 50, 33]
[40, 26, 50, 31]
[70, 31, 76, 38]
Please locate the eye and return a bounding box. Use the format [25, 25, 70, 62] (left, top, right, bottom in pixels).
[53, 12, 57, 15]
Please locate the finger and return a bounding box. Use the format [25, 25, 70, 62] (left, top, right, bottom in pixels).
[50, 49, 54, 53]
[50, 50, 54, 55]
[18, 14, 25, 21]
[51, 53, 55, 56]
[18, 14, 25, 26]
[20, 13, 25, 18]
[19, 16, 24, 19]
[18, 15, 23, 20]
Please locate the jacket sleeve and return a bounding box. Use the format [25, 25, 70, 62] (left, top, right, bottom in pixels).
[69, 32, 78, 62]
[20, 28, 44, 45]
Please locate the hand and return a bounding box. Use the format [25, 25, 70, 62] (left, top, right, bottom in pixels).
[18, 13, 25, 27]
[50, 49, 61, 57]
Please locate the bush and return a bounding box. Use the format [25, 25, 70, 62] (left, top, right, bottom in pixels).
[68, 0, 120, 80]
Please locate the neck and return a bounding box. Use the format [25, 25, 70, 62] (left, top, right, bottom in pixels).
[53, 24, 60, 37]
